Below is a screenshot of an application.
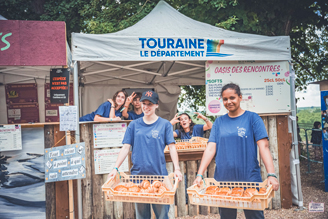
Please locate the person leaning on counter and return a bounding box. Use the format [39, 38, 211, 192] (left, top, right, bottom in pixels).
[79, 90, 127, 122]
[194, 83, 279, 219]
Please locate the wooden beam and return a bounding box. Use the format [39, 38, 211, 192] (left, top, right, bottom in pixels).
[186, 161, 197, 216]
[198, 160, 208, 215]
[277, 115, 293, 209]
[176, 161, 186, 217]
[44, 125, 56, 219]
[166, 162, 175, 219]
[208, 160, 219, 214]
[80, 124, 93, 219]
[165, 151, 203, 162]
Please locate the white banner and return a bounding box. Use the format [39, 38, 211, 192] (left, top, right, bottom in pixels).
[206, 61, 291, 115]
[93, 123, 127, 148]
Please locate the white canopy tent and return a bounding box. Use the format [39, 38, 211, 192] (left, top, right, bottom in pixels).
[71, 0, 302, 212]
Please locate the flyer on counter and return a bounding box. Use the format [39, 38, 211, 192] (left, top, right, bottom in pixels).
[94, 149, 129, 174]
[93, 123, 127, 148]
[206, 61, 291, 116]
[0, 125, 22, 152]
[44, 142, 86, 183]
[59, 105, 78, 131]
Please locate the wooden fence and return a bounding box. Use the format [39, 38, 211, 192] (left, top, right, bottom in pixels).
[23, 114, 292, 219]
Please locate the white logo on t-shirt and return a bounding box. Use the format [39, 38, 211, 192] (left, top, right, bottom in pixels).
[152, 130, 159, 138]
[237, 127, 246, 138]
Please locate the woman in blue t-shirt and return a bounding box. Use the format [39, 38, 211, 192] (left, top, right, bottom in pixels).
[194, 83, 279, 219]
[107, 90, 182, 219]
[170, 113, 212, 139]
[79, 90, 127, 121]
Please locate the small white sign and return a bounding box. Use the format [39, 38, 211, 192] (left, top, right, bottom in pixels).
[53, 159, 68, 169]
[0, 125, 22, 152]
[94, 148, 129, 174]
[49, 150, 60, 158]
[62, 169, 79, 177]
[49, 172, 58, 179]
[70, 157, 81, 166]
[309, 202, 324, 212]
[64, 147, 75, 155]
[59, 106, 78, 131]
[46, 161, 52, 169]
[46, 110, 58, 117]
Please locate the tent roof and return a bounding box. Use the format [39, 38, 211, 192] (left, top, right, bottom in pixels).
[72, 0, 291, 62]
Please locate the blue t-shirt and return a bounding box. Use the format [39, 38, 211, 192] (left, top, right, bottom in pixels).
[122, 117, 175, 175]
[174, 124, 204, 139]
[127, 111, 144, 120]
[79, 102, 122, 121]
[208, 111, 268, 182]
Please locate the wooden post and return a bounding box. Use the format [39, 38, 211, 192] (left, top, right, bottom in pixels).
[114, 202, 124, 219]
[54, 125, 70, 218]
[176, 161, 186, 217]
[198, 160, 208, 215]
[44, 125, 56, 219]
[268, 116, 281, 209]
[277, 115, 293, 209]
[208, 160, 218, 214]
[66, 131, 75, 219]
[166, 162, 175, 219]
[80, 124, 93, 218]
[186, 161, 197, 216]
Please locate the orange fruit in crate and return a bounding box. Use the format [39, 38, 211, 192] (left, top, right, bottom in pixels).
[259, 187, 266, 194]
[245, 188, 258, 195]
[114, 185, 128, 192]
[152, 181, 162, 188]
[219, 187, 231, 193]
[140, 180, 151, 189]
[232, 187, 243, 193]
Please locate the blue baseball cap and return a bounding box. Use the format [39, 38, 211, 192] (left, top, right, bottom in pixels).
[140, 90, 159, 104]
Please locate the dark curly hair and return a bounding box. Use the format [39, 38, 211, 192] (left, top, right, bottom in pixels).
[221, 83, 242, 97]
[177, 113, 195, 138]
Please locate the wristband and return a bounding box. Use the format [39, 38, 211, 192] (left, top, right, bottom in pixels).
[120, 107, 125, 112]
[114, 167, 121, 179]
[204, 118, 209, 122]
[196, 174, 206, 186]
[267, 173, 277, 178]
[111, 105, 115, 108]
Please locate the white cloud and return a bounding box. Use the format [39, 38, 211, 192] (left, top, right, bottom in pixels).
[295, 84, 321, 107]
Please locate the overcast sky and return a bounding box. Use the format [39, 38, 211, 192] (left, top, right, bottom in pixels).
[295, 84, 321, 108]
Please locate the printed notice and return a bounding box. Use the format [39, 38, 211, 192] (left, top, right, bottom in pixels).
[205, 61, 291, 115]
[94, 149, 129, 174]
[59, 106, 78, 131]
[93, 123, 127, 148]
[309, 202, 324, 212]
[0, 125, 22, 152]
[44, 142, 86, 183]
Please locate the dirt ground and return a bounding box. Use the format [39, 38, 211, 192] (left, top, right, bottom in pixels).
[177, 159, 328, 219]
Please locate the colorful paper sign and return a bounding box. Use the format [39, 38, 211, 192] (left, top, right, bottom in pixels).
[206, 61, 291, 115]
[93, 123, 127, 148]
[45, 142, 86, 183]
[94, 149, 129, 174]
[0, 125, 22, 152]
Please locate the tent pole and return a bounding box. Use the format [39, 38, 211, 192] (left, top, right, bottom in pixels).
[73, 61, 83, 218]
[289, 62, 304, 210]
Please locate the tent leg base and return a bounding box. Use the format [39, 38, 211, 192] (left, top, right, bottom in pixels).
[294, 206, 306, 211]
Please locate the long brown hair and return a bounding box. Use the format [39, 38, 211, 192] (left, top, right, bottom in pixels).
[112, 90, 128, 110]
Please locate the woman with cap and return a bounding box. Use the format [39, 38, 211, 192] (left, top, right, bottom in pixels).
[107, 90, 182, 219]
[193, 83, 279, 219]
[79, 90, 127, 121]
[170, 112, 212, 139]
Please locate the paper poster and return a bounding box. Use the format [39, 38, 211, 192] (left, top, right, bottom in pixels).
[7, 103, 39, 124]
[44, 142, 86, 183]
[0, 125, 22, 152]
[93, 123, 127, 148]
[5, 83, 38, 104]
[59, 106, 78, 131]
[94, 149, 129, 174]
[205, 61, 291, 115]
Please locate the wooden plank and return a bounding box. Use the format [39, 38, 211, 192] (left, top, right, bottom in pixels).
[268, 116, 281, 209]
[80, 124, 93, 219]
[165, 151, 203, 162]
[198, 160, 208, 215]
[54, 125, 69, 219]
[103, 174, 114, 219]
[66, 130, 75, 219]
[166, 162, 175, 219]
[114, 202, 124, 219]
[208, 160, 219, 214]
[44, 125, 56, 219]
[73, 180, 78, 219]
[176, 161, 186, 217]
[186, 161, 197, 216]
[277, 115, 293, 209]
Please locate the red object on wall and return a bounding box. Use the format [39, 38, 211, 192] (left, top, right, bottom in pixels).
[0, 20, 67, 66]
[5, 83, 38, 104]
[7, 103, 39, 124]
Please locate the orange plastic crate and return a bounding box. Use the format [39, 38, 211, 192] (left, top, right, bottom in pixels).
[102, 172, 178, 204]
[164, 137, 208, 153]
[187, 178, 274, 210]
